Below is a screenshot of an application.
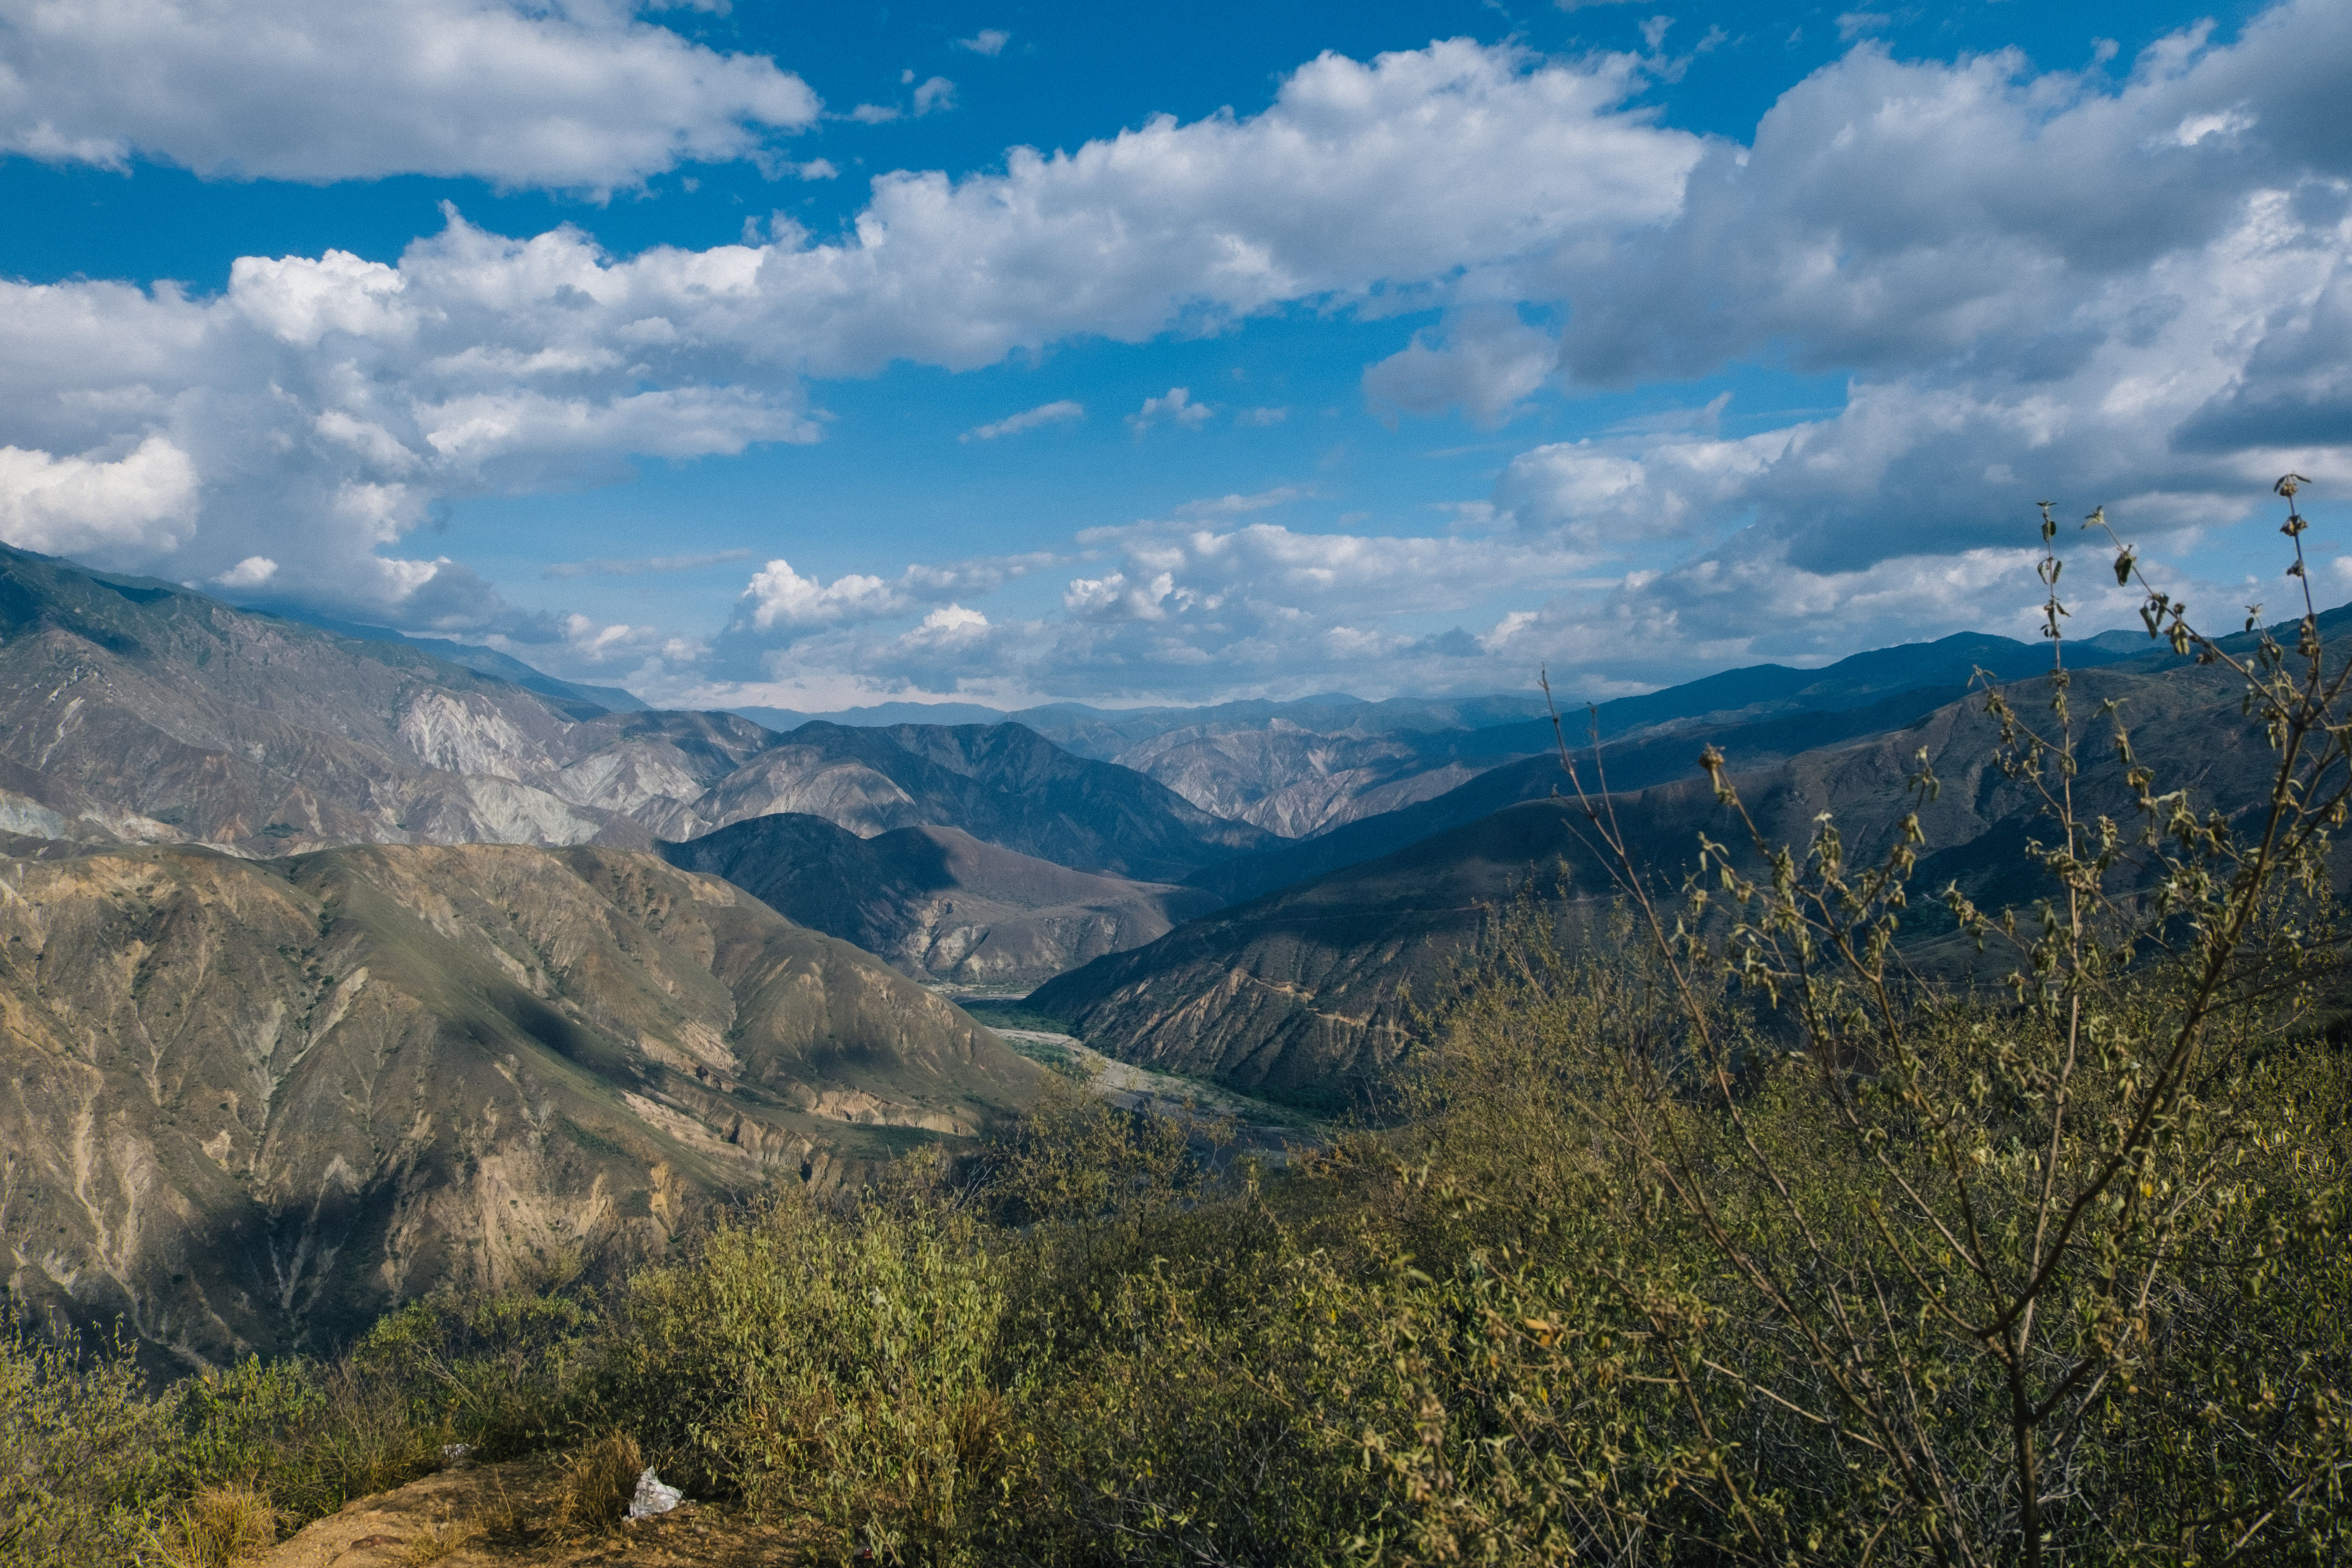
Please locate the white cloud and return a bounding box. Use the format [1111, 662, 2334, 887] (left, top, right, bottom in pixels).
[1176, 486, 1312, 516]
[14, 9, 2352, 704]
[1484, 8, 2352, 579]
[731, 521, 1602, 701]
[0, 37, 1701, 632]
[733, 38, 1699, 374]
[1551, 3, 2352, 390]
[1280, 0, 2352, 690]
[683, 2, 2352, 704]
[211, 554, 278, 588]
[1236, 405, 1290, 427]
[558, 611, 647, 662]
[912, 76, 957, 115]
[960, 400, 1084, 442]
[1363, 306, 1557, 425]
[953, 29, 1010, 57]
[0, 436, 198, 559]
[918, 603, 989, 633]
[727, 551, 1048, 642]
[1130, 388, 1213, 433]
[0, 0, 821, 190]
[743, 558, 908, 630]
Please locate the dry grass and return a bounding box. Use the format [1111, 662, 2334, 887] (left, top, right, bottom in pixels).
[154, 1483, 279, 1568]
[555, 1432, 641, 1534]
[469, 1470, 533, 1543]
[399, 1518, 485, 1564]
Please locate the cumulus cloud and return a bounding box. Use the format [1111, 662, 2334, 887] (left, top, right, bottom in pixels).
[960, 400, 1084, 442]
[0, 216, 833, 628]
[0, 37, 1699, 635]
[211, 554, 278, 588]
[698, 519, 1607, 705]
[953, 29, 1011, 57]
[912, 76, 957, 115]
[1363, 306, 1558, 425]
[557, 611, 655, 662]
[742, 558, 909, 630]
[1469, 0, 2352, 594]
[917, 603, 989, 634]
[727, 551, 1048, 639]
[1129, 388, 1213, 433]
[678, 1, 2352, 703]
[0, 436, 199, 559]
[15, 8, 2352, 703]
[717, 38, 1699, 374]
[0, 0, 821, 189]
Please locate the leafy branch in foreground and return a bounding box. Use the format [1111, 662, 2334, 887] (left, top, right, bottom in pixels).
[1537, 477, 2352, 1564]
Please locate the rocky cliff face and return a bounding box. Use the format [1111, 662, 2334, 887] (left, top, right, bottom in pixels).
[0, 840, 1038, 1368]
[1111, 722, 1509, 838]
[663, 814, 1220, 989]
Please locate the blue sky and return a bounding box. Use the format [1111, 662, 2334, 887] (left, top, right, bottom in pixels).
[2, 0, 2344, 711]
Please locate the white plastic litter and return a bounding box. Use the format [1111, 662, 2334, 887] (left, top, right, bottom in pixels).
[628, 1467, 685, 1520]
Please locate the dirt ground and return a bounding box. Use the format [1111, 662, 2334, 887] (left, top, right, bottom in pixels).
[259, 1460, 832, 1568]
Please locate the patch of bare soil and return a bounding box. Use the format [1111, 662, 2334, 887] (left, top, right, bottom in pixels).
[260, 1460, 825, 1568]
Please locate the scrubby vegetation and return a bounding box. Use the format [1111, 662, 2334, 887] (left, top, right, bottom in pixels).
[7, 490, 2352, 1565]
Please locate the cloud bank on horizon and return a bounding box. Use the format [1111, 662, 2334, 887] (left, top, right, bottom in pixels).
[1, 0, 2348, 711]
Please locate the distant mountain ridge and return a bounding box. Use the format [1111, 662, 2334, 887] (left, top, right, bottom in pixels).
[1031, 620, 2327, 1105]
[265, 608, 651, 714]
[736, 634, 2136, 840]
[0, 546, 1266, 885]
[698, 721, 1273, 884]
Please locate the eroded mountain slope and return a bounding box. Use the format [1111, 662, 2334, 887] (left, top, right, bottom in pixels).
[694, 722, 1273, 881]
[662, 813, 1219, 988]
[0, 840, 1038, 1367]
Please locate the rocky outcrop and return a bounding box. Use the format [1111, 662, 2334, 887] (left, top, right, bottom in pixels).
[1111, 721, 1510, 838]
[0, 841, 1039, 1368]
[663, 814, 1220, 988]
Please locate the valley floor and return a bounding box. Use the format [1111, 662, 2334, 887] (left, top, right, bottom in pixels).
[992, 1025, 1325, 1161]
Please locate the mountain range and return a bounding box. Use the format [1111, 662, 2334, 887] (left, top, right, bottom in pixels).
[660, 814, 1216, 989]
[4, 536, 2316, 1366]
[0, 544, 1263, 880]
[743, 633, 2137, 840]
[1030, 620, 2318, 1106]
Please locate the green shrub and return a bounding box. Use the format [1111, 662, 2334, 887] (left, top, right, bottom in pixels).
[613, 1184, 1014, 1562]
[0, 1326, 172, 1568]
